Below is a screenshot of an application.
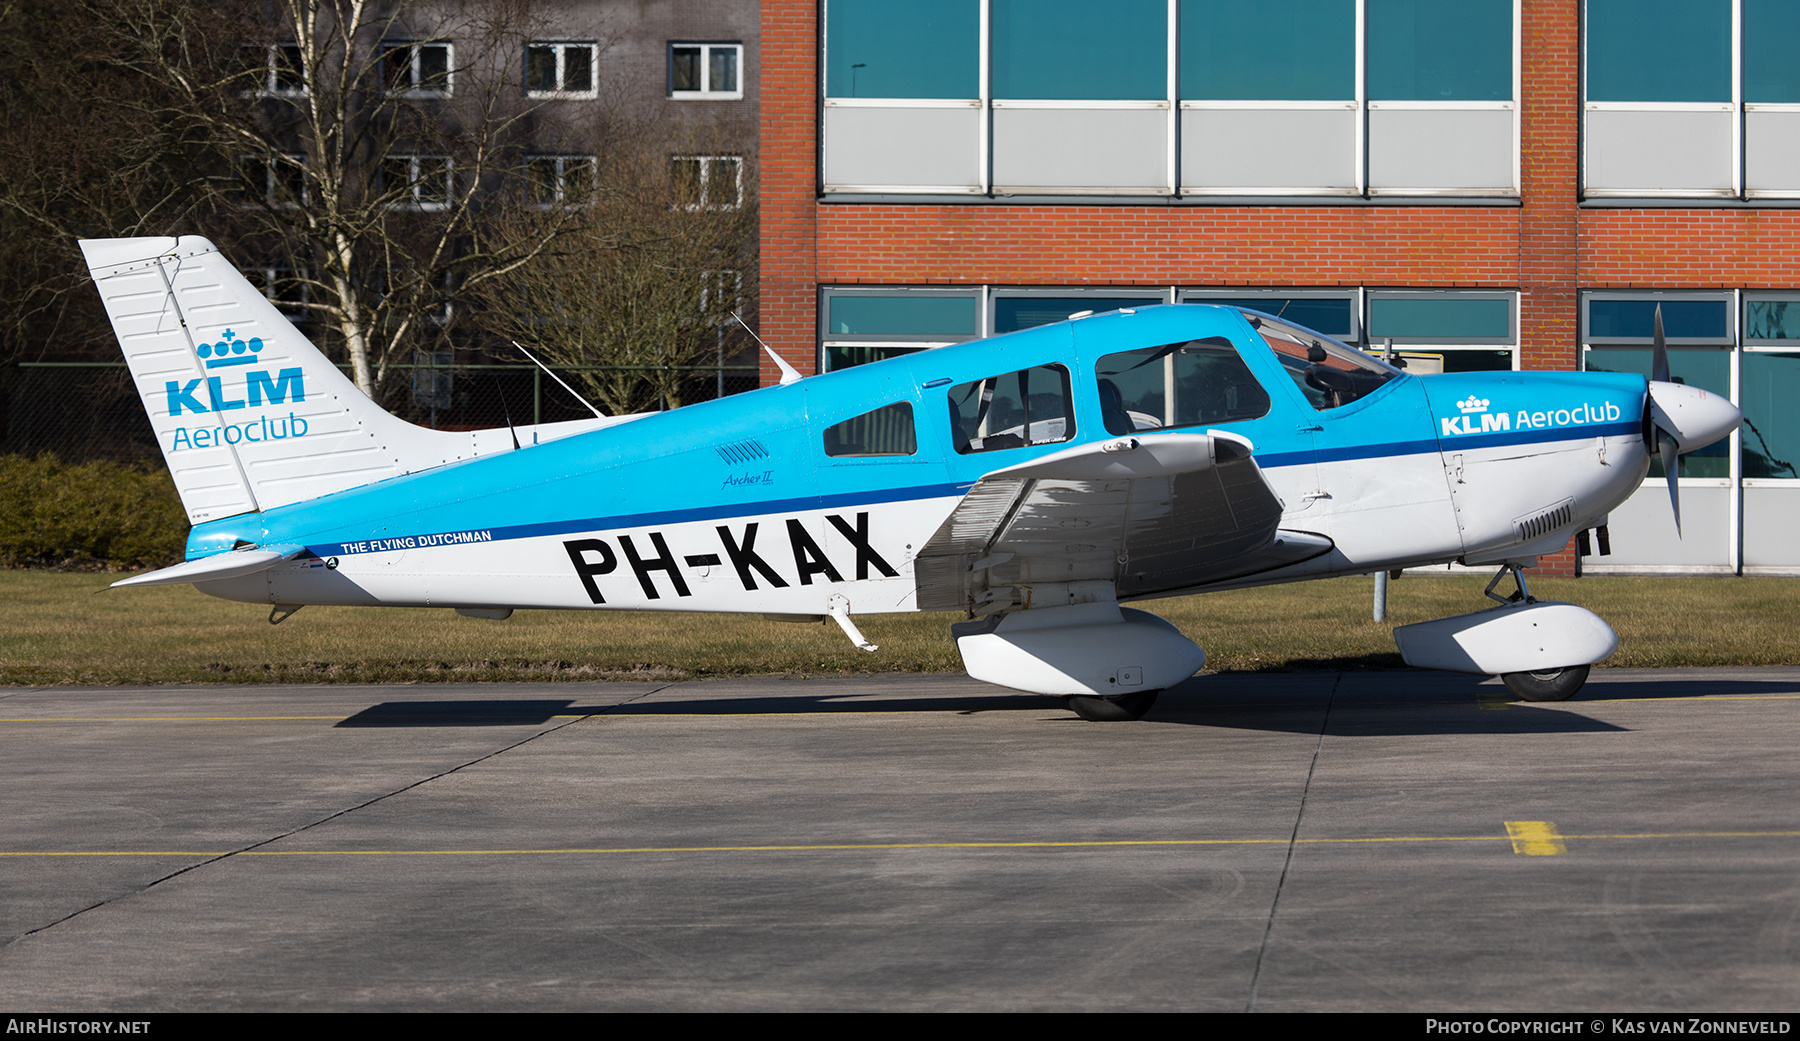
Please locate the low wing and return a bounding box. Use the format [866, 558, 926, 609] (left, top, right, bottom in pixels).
[914, 432, 1331, 613]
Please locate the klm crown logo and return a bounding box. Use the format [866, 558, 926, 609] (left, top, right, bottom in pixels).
[165, 329, 305, 419]
[197, 329, 264, 368]
[1442, 394, 1510, 436]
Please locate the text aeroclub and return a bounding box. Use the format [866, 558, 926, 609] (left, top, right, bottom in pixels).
[562, 512, 899, 603]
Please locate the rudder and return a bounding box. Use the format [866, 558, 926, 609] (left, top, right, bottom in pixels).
[80, 236, 619, 524]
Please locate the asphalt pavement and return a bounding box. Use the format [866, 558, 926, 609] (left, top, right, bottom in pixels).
[3, 667, 1798, 1011]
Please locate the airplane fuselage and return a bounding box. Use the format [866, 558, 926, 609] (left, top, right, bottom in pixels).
[186, 305, 1651, 615]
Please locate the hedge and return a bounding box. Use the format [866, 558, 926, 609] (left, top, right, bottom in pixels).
[0, 455, 186, 569]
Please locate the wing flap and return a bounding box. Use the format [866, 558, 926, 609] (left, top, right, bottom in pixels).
[916, 432, 1327, 612]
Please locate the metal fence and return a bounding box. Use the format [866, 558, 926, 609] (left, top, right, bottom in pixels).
[2, 360, 759, 464]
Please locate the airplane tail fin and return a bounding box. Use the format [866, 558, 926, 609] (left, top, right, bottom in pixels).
[80, 236, 624, 525]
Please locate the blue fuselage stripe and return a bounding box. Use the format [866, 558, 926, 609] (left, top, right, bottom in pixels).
[307, 482, 974, 557]
[300, 421, 1643, 558]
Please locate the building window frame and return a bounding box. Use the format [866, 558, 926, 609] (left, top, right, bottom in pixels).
[1178, 288, 1364, 344]
[525, 41, 597, 98]
[522, 154, 595, 207]
[671, 154, 744, 210]
[669, 42, 743, 100]
[242, 43, 307, 97]
[818, 287, 984, 372]
[382, 41, 454, 98]
[382, 154, 453, 211]
[988, 288, 1173, 336]
[820, 0, 1520, 198]
[1580, 0, 1800, 200]
[240, 152, 308, 208]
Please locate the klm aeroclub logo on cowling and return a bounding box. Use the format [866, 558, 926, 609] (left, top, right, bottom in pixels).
[163, 328, 310, 451]
[1441, 393, 1624, 438]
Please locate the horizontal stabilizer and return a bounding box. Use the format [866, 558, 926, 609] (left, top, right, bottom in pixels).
[111, 546, 303, 588]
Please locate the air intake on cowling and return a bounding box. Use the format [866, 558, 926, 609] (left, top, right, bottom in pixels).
[1514, 499, 1575, 543]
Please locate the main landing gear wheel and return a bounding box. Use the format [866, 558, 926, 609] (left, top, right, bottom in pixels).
[1501, 664, 1591, 702]
[1067, 689, 1161, 721]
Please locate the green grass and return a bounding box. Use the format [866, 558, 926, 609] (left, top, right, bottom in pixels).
[3, 570, 1798, 686]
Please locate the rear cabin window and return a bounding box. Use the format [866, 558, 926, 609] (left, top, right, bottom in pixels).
[1094, 337, 1271, 435]
[947, 364, 1075, 454]
[824, 401, 918, 457]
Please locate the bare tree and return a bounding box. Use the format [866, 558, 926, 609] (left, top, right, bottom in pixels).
[470, 111, 759, 415]
[53, 0, 590, 401]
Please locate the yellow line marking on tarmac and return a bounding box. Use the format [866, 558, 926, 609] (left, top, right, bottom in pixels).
[1505, 820, 1567, 855]
[10, 828, 1800, 859]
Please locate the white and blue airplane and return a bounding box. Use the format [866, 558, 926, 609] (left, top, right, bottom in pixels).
[80, 236, 1741, 720]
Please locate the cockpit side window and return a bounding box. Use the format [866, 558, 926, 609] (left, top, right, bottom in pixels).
[1094, 336, 1271, 435]
[1245, 311, 1402, 411]
[947, 364, 1074, 454]
[824, 401, 917, 457]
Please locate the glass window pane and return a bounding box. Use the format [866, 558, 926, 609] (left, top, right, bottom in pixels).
[994, 297, 1158, 334]
[1367, 0, 1512, 101]
[1746, 0, 1800, 102]
[1740, 353, 1800, 478]
[419, 44, 449, 86]
[825, 0, 979, 99]
[1181, 0, 1352, 101]
[710, 47, 738, 92]
[274, 44, 305, 93]
[825, 402, 918, 457]
[828, 295, 978, 337]
[825, 344, 926, 371]
[563, 46, 593, 92]
[1191, 298, 1354, 339]
[1369, 297, 1511, 340]
[670, 157, 702, 205]
[383, 46, 412, 91]
[526, 46, 557, 92]
[992, 0, 1166, 100]
[948, 365, 1075, 453]
[1587, 0, 1730, 103]
[670, 46, 700, 92]
[1585, 346, 1730, 477]
[1436, 350, 1514, 373]
[1747, 300, 1800, 341]
[1096, 338, 1272, 434]
[1587, 299, 1730, 341]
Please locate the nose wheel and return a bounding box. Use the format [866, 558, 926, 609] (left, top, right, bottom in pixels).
[1067, 689, 1160, 721]
[1501, 664, 1590, 702]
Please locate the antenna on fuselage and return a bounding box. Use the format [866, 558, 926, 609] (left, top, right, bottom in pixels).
[733, 311, 801, 386]
[509, 340, 607, 419]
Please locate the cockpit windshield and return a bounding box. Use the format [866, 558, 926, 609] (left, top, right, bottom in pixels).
[1239, 309, 1403, 411]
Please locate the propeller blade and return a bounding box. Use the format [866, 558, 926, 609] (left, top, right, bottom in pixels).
[1652, 303, 1670, 385]
[1660, 431, 1681, 537]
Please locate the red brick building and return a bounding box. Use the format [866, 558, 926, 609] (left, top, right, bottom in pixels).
[759, 0, 1800, 575]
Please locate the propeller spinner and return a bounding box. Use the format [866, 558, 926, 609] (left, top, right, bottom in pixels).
[1644, 304, 1741, 535]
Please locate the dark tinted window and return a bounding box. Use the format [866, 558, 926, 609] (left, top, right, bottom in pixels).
[947, 365, 1074, 454]
[825, 402, 917, 457]
[1096, 337, 1271, 435]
